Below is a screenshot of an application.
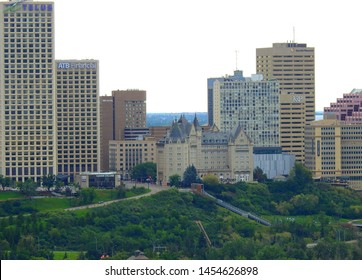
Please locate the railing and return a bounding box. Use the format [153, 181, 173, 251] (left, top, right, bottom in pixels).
[203, 190, 271, 226]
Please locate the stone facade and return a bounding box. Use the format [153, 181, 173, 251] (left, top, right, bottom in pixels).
[157, 115, 254, 185]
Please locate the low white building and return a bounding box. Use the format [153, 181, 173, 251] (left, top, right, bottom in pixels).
[75, 172, 121, 189]
[253, 147, 295, 179]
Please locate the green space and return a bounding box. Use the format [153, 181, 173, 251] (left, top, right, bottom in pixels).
[0, 164, 361, 260]
[53, 251, 84, 260]
[22, 198, 73, 212]
[0, 192, 25, 201]
[92, 187, 150, 202]
[0, 187, 150, 216]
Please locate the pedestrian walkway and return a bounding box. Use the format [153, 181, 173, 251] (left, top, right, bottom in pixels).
[65, 184, 167, 211]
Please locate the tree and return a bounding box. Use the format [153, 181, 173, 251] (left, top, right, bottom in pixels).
[0, 240, 10, 259]
[55, 179, 65, 192]
[19, 179, 37, 198]
[289, 194, 319, 215]
[16, 235, 36, 259]
[1, 176, 14, 191]
[116, 186, 126, 199]
[42, 174, 55, 191]
[77, 251, 86, 260]
[182, 165, 200, 187]
[130, 162, 157, 182]
[289, 163, 313, 188]
[253, 167, 268, 182]
[202, 174, 219, 187]
[79, 188, 96, 205]
[274, 201, 293, 215]
[65, 187, 72, 197]
[169, 174, 181, 187]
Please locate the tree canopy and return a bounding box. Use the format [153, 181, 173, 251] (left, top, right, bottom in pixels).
[19, 179, 37, 198]
[202, 174, 219, 187]
[41, 174, 55, 191]
[0, 176, 13, 191]
[169, 174, 181, 187]
[130, 162, 157, 182]
[182, 165, 200, 187]
[253, 167, 268, 183]
[289, 163, 313, 190]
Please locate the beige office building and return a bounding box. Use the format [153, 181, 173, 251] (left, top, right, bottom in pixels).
[0, 1, 56, 182]
[305, 119, 362, 190]
[56, 60, 100, 180]
[100, 89, 147, 171]
[256, 42, 315, 162]
[109, 137, 157, 180]
[157, 116, 254, 185]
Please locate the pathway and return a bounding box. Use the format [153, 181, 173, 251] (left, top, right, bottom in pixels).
[65, 184, 167, 211]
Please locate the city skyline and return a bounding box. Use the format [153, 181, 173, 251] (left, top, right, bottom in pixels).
[54, 0, 362, 113]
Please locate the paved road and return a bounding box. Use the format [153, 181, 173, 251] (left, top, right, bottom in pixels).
[65, 184, 168, 211]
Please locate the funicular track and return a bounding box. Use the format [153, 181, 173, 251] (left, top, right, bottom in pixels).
[191, 184, 271, 227]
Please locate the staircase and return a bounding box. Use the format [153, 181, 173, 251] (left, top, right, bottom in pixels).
[195, 220, 212, 247]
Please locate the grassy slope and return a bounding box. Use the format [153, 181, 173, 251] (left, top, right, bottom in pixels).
[0, 188, 150, 215]
[0, 191, 26, 201]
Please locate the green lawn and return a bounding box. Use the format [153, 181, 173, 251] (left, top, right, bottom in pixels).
[22, 197, 73, 211]
[1, 187, 151, 214]
[53, 251, 84, 260]
[125, 187, 150, 198]
[93, 187, 150, 202]
[0, 191, 26, 201]
[93, 189, 119, 202]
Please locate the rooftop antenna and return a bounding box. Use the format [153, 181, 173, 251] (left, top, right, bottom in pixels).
[235, 50, 239, 70]
[293, 26, 295, 43]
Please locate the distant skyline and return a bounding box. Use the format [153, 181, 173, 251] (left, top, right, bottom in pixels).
[54, 0, 362, 113]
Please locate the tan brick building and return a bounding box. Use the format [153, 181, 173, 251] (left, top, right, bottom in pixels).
[56, 60, 100, 181]
[109, 137, 157, 180]
[305, 119, 362, 190]
[256, 42, 315, 163]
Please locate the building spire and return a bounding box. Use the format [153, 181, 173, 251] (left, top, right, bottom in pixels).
[235, 50, 239, 70]
[193, 113, 201, 131]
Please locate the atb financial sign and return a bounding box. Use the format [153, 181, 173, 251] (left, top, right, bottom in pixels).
[3, 0, 53, 13]
[57, 62, 98, 70]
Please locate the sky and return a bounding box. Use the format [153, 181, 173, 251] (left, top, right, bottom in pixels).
[53, 0, 362, 113]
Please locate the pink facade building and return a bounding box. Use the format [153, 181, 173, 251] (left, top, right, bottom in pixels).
[324, 89, 362, 123]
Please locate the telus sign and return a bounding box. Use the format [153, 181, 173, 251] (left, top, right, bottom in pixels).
[4, 0, 53, 13]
